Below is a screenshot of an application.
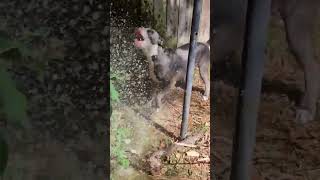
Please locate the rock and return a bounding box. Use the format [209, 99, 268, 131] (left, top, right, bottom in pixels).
[124, 139, 131, 144]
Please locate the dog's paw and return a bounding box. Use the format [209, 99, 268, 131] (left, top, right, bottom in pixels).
[202, 95, 209, 101]
[295, 108, 314, 124]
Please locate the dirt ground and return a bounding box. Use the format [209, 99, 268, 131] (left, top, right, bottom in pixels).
[111, 69, 210, 180]
[111, 2, 320, 180]
[110, 16, 320, 180]
[152, 70, 211, 179]
[213, 18, 320, 180]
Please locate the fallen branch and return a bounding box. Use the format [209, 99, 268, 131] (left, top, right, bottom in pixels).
[175, 142, 197, 148]
[147, 133, 202, 175]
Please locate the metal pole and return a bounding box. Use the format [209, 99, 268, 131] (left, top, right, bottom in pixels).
[230, 0, 271, 179]
[180, 0, 203, 140]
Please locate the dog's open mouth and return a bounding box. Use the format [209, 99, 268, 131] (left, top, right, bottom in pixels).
[135, 31, 144, 41]
[134, 29, 145, 48]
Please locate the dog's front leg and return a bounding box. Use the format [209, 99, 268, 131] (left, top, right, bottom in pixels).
[148, 60, 161, 83]
[154, 75, 179, 112]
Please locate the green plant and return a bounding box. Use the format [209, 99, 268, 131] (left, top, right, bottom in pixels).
[0, 67, 29, 127]
[0, 27, 64, 80]
[109, 70, 130, 169]
[0, 28, 63, 176]
[110, 69, 127, 103]
[111, 125, 130, 168]
[110, 124, 130, 171]
[0, 133, 8, 177]
[110, 81, 120, 103]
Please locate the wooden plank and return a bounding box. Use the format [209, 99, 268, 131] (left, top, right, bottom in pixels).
[153, 0, 167, 36]
[166, 0, 179, 47]
[177, 0, 194, 46]
[198, 0, 210, 43]
[141, 0, 154, 18]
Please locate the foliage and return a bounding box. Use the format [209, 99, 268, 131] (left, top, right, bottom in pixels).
[0, 67, 29, 128]
[0, 135, 8, 177]
[110, 109, 131, 170]
[110, 70, 126, 103]
[110, 81, 120, 103]
[0, 28, 63, 81]
[111, 126, 130, 168]
[0, 27, 63, 176]
[109, 68, 130, 169]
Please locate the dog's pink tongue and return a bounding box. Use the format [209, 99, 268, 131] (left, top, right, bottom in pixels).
[134, 39, 142, 48]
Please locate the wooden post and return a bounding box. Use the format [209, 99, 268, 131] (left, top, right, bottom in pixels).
[166, 0, 179, 47]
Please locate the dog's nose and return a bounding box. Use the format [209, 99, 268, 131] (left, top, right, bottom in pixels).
[135, 27, 142, 32]
[134, 28, 140, 34]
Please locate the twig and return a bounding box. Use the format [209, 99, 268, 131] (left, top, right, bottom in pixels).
[197, 157, 210, 163]
[147, 134, 203, 175]
[175, 142, 197, 148]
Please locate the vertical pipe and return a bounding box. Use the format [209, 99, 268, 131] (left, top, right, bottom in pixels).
[230, 0, 271, 179]
[180, 0, 203, 140]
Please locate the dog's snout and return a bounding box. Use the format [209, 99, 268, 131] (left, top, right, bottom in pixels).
[135, 27, 144, 32]
[135, 28, 140, 34]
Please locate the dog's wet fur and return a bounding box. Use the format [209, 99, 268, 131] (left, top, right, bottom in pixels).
[134, 27, 210, 110]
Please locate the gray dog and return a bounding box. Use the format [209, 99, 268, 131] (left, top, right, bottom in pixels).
[134, 27, 210, 110]
[212, 0, 320, 124]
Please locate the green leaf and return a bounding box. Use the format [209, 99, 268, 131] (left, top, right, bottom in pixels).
[110, 81, 120, 102]
[0, 32, 18, 54]
[0, 31, 34, 63]
[0, 67, 29, 128]
[120, 157, 129, 168]
[0, 135, 8, 176]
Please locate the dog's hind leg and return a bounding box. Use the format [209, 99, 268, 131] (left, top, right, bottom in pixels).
[148, 60, 160, 83]
[199, 60, 210, 101]
[282, 1, 320, 123]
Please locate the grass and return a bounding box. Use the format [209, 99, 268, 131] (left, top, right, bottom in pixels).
[110, 71, 131, 172]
